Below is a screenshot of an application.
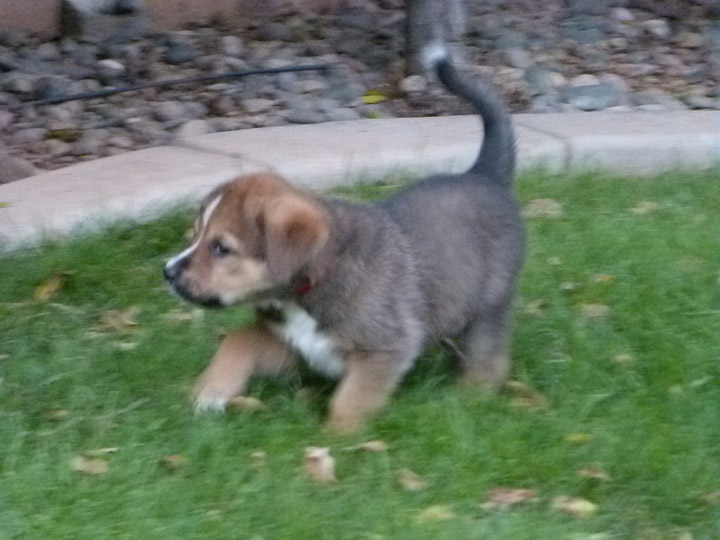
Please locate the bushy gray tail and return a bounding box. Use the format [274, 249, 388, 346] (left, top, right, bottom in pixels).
[423, 44, 515, 184]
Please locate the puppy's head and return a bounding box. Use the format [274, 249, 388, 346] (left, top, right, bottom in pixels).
[164, 174, 330, 307]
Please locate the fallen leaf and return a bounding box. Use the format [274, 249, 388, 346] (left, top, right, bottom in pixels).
[97, 306, 141, 332]
[612, 353, 634, 365]
[0, 202, 10, 208]
[524, 299, 549, 317]
[506, 381, 549, 411]
[482, 487, 538, 510]
[84, 447, 119, 457]
[551, 496, 597, 518]
[577, 467, 611, 481]
[363, 91, 387, 104]
[250, 450, 267, 469]
[559, 281, 579, 292]
[346, 440, 389, 453]
[416, 505, 455, 523]
[631, 201, 661, 214]
[161, 454, 187, 470]
[163, 308, 205, 323]
[112, 341, 138, 351]
[580, 303, 610, 318]
[523, 198, 563, 218]
[228, 396, 266, 412]
[34, 272, 73, 301]
[47, 408, 70, 420]
[396, 469, 428, 492]
[565, 433, 594, 443]
[71, 455, 108, 475]
[304, 447, 336, 484]
[591, 274, 616, 284]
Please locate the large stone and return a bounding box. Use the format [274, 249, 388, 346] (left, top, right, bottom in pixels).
[0, 152, 37, 183]
[163, 39, 197, 65]
[561, 83, 623, 111]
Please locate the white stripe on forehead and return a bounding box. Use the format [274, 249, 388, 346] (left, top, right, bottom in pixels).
[201, 194, 223, 228]
[165, 193, 224, 269]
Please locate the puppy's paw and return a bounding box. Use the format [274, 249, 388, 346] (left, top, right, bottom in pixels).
[193, 393, 229, 414]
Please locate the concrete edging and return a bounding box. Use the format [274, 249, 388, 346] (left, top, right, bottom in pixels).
[0, 111, 718, 251]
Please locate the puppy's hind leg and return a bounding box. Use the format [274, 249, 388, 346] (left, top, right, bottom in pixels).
[457, 308, 512, 390]
[326, 352, 410, 435]
[193, 325, 296, 412]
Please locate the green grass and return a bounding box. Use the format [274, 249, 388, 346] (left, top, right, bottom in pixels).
[1, 170, 719, 540]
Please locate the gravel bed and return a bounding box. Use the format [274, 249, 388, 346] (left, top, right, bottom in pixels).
[0, 0, 718, 182]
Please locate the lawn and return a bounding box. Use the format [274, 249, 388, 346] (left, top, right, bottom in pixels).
[1, 170, 718, 540]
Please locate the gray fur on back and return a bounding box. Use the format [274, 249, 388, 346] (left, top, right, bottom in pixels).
[293, 45, 525, 373]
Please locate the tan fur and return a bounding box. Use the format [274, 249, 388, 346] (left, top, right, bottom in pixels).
[194, 325, 296, 412]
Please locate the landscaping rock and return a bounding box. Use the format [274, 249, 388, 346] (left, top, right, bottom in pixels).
[0, 1, 717, 177]
[561, 83, 623, 111]
[0, 152, 36, 183]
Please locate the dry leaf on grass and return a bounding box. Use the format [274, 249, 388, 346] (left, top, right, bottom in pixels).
[163, 308, 205, 323]
[551, 496, 597, 518]
[523, 198, 563, 218]
[565, 433, 594, 443]
[580, 303, 611, 318]
[250, 450, 267, 469]
[577, 467, 611, 481]
[161, 454, 187, 470]
[700, 492, 720, 505]
[97, 306, 141, 332]
[416, 505, 455, 523]
[591, 274, 616, 284]
[304, 447, 336, 484]
[506, 380, 549, 411]
[524, 299, 549, 317]
[631, 201, 661, 214]
[396, 469, 428, 492]
[112, 341, 139, 351]
[345, 440, 389, 453]
[47, 409, 70, 420]
[84, 447, 119, 457]
[481, 487, 538, 510]
[612, 353, 634, 365]
[559, 281, 579, 293]
[0, 202, 10, 208]
[228, 396, 266, 412]
[34, 271, 73, 301]
[71, 456, 108, 475]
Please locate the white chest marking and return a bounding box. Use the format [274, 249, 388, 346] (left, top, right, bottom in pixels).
[268, 302, 344, 379]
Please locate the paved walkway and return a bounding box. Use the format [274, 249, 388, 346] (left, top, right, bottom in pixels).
[0, 111, 717, 251]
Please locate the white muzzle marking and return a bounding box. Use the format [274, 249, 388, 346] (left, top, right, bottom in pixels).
[165, 194, 224, 275]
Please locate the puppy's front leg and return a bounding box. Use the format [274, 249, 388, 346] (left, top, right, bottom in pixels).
[326, 353, 407, 434]
[193, 325, 296, 412]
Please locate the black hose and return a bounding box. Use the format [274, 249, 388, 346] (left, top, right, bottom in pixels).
[5, 64, 333, 110]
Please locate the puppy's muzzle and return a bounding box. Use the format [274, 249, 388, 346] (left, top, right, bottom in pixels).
[163, 257, 187, 282]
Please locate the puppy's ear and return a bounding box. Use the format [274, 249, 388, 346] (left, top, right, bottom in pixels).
[264, 197, 329, 283]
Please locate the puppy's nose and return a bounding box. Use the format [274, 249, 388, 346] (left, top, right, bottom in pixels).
[163, 259, 186, 281]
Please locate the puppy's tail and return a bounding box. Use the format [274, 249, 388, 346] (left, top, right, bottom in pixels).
[422, 43, 515, 184]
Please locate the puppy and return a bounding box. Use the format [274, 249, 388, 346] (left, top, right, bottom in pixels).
[164, 44, 525, 433]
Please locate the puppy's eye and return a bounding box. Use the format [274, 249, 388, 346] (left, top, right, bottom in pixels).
[211, 240, 232, 258]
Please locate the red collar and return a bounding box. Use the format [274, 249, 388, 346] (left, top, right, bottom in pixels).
[294, 275, 314, 296]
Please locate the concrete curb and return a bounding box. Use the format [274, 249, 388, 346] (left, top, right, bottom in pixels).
[0, 111, 718, 251]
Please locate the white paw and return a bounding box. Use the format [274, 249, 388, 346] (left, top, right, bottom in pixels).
[193, 394, 229, 414]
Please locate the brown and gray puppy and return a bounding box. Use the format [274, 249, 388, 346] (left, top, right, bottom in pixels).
[163, 44, 525, 433]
